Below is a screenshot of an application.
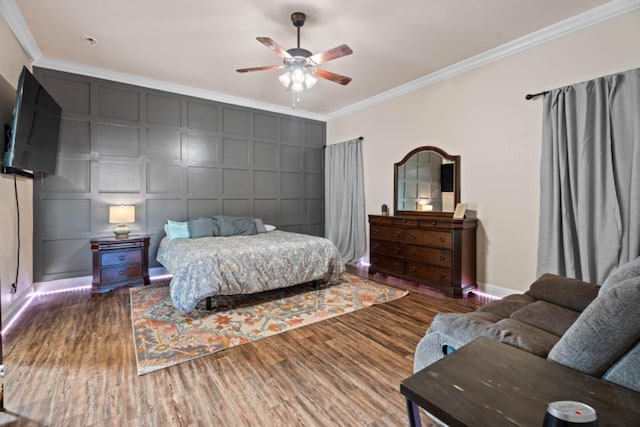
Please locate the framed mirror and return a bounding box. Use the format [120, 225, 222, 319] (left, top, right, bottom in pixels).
[394, 146, 460, 216]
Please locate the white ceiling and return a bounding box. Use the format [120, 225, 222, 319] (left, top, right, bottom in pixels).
[3, 0, 637, 119]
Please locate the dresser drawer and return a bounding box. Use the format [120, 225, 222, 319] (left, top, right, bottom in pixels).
[370, 255, 405, 274]
[101, 249, 142, 267]
[405, 229, 452, 249]
[100, 265, 143, 284]
[406, 261, 452, 285]
[370, 225, 405, 242]
[371, 240, 404, 257]
[405, 244, 452, 267]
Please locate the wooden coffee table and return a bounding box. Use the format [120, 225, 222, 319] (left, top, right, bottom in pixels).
[401, 337, 640, 427]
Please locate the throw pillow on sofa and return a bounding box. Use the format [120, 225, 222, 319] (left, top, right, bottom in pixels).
[547, 276, 640, 377]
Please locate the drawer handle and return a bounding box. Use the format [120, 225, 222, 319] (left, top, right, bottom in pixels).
[372, 229, 378, 235]
[119, 270, 125, 276]
[410, 266, 416, 273]
[439, 237, 446, 243]
[393, 232, 401, 237]
[393, 247, 400, 253]
[401, 219, 407, 223]
[410, 250, 416, 256]
[439, 254, 446, 261]
[432, 221, 437, 225]
[393, 262, 400, 269]
[439, 272, 445, 279]
[411, 234, 417, 240]
[119, 255, 126, 261]
[373, 243, 379, 249]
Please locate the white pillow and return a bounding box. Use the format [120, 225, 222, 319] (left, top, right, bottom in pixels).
[265, 224, 276, 232]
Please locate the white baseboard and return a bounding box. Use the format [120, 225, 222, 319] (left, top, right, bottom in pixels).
[475, 282, 518, 299]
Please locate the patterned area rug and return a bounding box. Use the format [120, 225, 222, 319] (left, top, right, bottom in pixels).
[131, 273, 408, 375]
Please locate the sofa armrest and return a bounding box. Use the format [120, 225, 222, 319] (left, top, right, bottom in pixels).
[527, 273, 600, 312]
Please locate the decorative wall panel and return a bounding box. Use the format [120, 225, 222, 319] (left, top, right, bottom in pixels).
[33, 67, 326, 282]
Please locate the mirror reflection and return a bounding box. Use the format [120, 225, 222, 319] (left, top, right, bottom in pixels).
[394, 146, 460, 215]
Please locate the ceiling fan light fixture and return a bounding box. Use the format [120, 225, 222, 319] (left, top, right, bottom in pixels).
[278, 72, 292, 88]
[291, 68, 306, 84]
[237, 11, 352, 107]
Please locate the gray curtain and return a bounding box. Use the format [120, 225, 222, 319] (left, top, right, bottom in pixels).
[537, 68, 640, 283]
[325, 138, 366, 264]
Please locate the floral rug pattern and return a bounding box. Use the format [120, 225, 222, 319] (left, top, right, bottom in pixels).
[131, 273, 408, 375]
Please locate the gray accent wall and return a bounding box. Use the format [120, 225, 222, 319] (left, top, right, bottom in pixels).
[33, 67, 326, 282]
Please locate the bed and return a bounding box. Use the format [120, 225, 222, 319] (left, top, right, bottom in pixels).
[156, 230, 345, 313]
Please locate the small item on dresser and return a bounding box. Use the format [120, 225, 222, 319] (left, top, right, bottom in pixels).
[453, 203, 467, 220]
[543, 401, 597, 427]
[381, 204, 388, 216]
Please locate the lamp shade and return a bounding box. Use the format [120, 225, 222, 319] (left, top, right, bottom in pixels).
[109, 205, 135, 224]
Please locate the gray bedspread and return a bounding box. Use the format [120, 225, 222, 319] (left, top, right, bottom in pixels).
[156, 230, 345, 313]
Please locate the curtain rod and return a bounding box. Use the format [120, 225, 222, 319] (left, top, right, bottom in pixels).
[525, 91, 549, 100]
[323, 136, 363, 149]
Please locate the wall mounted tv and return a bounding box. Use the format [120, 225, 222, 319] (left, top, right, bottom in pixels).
[2, 66, 62, 179]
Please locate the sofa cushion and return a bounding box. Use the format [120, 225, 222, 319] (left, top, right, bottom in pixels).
[428, 313, 560, 358]
[600, 256, 640, 294]
[602, 339, 640, 393]
[510, 300, 580, 337]
[527, 273, 600, 312]
[548, 277, 640, 377]
[478, 294, 536, 318]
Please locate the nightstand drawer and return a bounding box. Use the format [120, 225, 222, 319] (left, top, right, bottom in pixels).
[101, 265, 143, 284]
[101, 249, 142, 266]
[91, 236, 150, 293]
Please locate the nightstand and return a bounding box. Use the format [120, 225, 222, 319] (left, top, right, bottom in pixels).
[91, 236, 150, 293]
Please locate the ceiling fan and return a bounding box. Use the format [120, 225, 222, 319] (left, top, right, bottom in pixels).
[236, 12, 353, 105]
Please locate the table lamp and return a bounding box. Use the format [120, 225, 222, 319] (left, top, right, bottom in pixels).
[109, 205, 135, 239]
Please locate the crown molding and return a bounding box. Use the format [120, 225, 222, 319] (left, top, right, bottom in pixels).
[0, 0, 41, 63]
[35, 57, 326, 121]
[3, 0, 639, 121]
[326, 0, 640, 120]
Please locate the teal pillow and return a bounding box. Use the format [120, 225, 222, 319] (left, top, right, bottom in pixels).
[166, 220, 190, 240]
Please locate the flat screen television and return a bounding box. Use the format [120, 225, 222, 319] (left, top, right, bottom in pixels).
[2, 66, 62, 178]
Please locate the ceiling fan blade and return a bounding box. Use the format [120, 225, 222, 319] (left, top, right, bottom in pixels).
[257, 37, 292, 59]
[308, 44, 353, 65]
[315, 68, 352, 85]
[236, 65, 284, 73]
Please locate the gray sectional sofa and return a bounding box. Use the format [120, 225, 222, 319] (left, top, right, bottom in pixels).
[414, 257, 640, 393]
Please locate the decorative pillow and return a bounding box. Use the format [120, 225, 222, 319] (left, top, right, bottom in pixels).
[547, 277, 640, 377]
[600, 256, 640, 294]
[265, 224, 276, 232]
[166, 219, 190, 240]
[254, 218, 267, 233]
[214, 215, 258, 236]
[188, 217, 216, 238]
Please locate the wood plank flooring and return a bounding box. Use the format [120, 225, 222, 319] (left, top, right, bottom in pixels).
[0, 267, 490, 426]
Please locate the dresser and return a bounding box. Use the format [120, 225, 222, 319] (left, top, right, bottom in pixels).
[91, 236, 150, 293]
[368, 215, 477, 298]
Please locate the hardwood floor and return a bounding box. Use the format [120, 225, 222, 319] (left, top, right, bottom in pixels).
[1, 267, 490, 426]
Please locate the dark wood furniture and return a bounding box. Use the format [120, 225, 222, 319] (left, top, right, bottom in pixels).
[91, 236, 150, 293]
[368, 214, 476, 297]
[401, 337, 640, 427]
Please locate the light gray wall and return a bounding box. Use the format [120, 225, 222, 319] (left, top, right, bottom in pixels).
[33, 67, 326, 282]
